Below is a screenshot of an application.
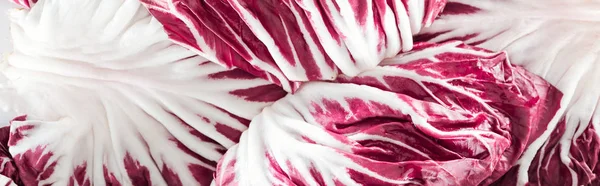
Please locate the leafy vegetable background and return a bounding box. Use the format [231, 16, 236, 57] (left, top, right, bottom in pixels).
[0, 0, 598, 185]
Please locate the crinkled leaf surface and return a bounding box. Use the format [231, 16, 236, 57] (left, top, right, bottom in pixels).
[214, 41, 563, 186]
[0, 0, 285, 185]
[140, 0, 447, 92]
[417, 1, 600, 185]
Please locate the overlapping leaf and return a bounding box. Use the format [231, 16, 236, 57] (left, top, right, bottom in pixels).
[0, 0, 285, 185]
[140, 0, 447, 92]
[214, 41, 563, 186]
[418, 1, 600, 184]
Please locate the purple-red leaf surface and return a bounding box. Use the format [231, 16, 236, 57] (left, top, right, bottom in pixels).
[1, 0, 596, 185]
[140, 0, 447, 92]
[418, 0, 600, 185]
[0, 0, 285, 185]
[214, 41, 563, 186]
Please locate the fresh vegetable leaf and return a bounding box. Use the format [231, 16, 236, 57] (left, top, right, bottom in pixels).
[418, 1, 600, 185]
[140, 0, 447, 92]
[214, 41, 563, 186]
[0, 0, 285, 185]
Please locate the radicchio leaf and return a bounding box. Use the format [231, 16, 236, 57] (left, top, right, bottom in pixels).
[140, 0, 447, 92]
[417, 1, 600, 185]
[7, 0, 35, 9]
[0, 0, 285, 185]
[0, 126, 18, 186]
[214, 41, 563, 186]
